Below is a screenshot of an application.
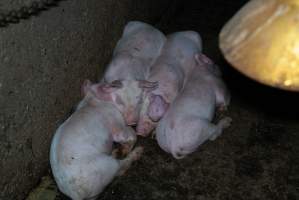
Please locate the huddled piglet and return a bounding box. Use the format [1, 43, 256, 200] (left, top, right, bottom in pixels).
[50, 80, 143, 200]
[102, 21, 166, 125]
[136, 31, 202, 137]
[156, 53, 231, 159]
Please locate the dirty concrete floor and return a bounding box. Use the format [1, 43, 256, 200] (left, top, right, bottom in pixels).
[1, 0, 172, 199]
[50, 1, 299, 200]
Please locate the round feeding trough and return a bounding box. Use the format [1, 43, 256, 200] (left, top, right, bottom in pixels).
[219, 0, 299, 91]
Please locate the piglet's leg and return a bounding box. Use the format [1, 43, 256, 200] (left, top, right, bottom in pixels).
[117, 146, 143, 176]
[208, 117, 232, 141]
[214, 81, 231, 112]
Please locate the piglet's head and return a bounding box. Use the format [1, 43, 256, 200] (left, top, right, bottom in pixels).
[82, 79, 158, 126]
[136, 94, 169, 137]
[116, 79, 158, 125]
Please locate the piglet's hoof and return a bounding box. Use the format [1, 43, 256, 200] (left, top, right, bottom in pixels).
[219, 117, 232, 129]
[120, 143, 134, 157]
[218, 104, 228, 112]
[112, 147, 130, 159]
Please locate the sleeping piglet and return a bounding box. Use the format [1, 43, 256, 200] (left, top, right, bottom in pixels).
[102, 21, 166, 125]
[156, 53, 231, 159]
[50, 80, 143, 200]
[136, 31, 202, 137]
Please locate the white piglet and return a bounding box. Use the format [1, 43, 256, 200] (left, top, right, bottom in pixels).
[136, 31, 202, 137]
[50, 80, 143, 200]
[102, 21, 166, 125]
[156, 53, 231, 159]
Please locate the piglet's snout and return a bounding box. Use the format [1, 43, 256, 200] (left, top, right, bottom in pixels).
[136, 121, 153, 137]
[124, 109, 138, 126]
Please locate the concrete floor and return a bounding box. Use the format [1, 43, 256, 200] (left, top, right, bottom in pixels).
[33, 0, 299, 199]
[0, 0, 172, 199]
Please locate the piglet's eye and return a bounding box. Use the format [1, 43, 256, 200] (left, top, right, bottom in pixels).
[110, 80, 123, 88]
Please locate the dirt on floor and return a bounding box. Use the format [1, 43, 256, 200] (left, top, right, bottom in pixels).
[43, 1, 299, 200]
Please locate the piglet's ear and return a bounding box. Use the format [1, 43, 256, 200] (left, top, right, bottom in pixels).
[195, 53, 213, 65]
[109, 80, 123, 88]
[95, 82, 121, 94]
[138, 80, 158, 89]
[148, 95, 169, 122]
[81, 79, 93, 97]
[91, 83, 114, 101]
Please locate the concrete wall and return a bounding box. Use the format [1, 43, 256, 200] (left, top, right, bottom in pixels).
[0, 0, 171, 199]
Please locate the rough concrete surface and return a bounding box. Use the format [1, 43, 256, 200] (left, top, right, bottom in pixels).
[0, 0, 172, 199]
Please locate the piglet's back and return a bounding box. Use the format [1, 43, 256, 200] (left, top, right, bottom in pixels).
[113, 21, 166, 67]
[164, 31, 202, 74]
[51, 106, 111, 164]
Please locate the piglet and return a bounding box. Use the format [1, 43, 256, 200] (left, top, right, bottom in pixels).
[136, 31, 202, 137]
[50, 80, 143, 200]
[102, 21, 166, 125]
[156, 53, 231, 159]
